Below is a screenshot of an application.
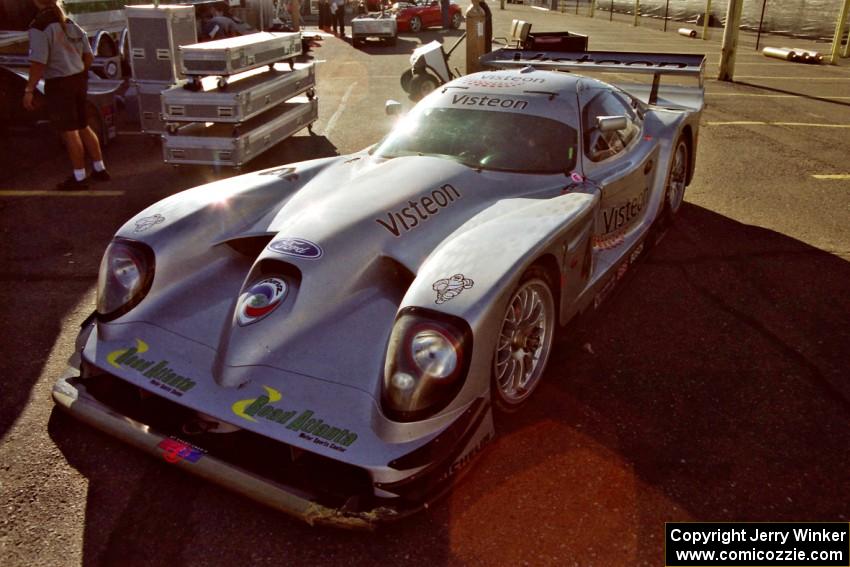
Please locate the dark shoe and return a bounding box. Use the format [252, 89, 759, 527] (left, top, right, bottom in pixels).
[56, 176, 89, 191]
[91, 169, 111, 182]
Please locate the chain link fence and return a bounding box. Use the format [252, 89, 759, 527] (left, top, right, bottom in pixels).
[530, 0, 850, 46]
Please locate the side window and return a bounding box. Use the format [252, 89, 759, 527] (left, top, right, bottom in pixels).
[582, 91, 640, 162]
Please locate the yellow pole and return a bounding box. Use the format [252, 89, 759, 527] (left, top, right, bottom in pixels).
[702, 0, 712, 40]
[829, 0, 850, 63]
[633, 0, 640, 26]
[590, 0, 596, 18]
[466, 0, 485, 74]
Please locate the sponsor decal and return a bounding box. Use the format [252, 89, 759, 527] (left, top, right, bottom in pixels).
[237, 277, 288, 326]
[134, 214, 165, 233]
[601, 187, 649, 236]
[375, 184, 461, 237]
[268, 237, 323, 259]
[231, 385, 358, 451]
[593, 241, 645, 309]
[462, 74, 545, 89]
[106, 339, 196, 396]
[433, 273, 474, 304]
[570, 171, 584, 184]
[437, 432, 493, 483]
[592, 229, 626, 250]
[450, 93, 528, 110]
[157, 438, 205, 464]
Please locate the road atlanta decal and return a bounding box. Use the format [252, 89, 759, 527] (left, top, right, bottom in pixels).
[433, 274, 474, 304]
[231, 385, 358, 451]
[268, 237, 323, 259]
[106, 338, 196, 396]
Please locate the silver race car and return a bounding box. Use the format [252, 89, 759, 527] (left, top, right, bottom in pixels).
[53, 48, 705, 529]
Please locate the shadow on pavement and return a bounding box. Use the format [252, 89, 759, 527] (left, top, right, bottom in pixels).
[47, 202, 850, 565]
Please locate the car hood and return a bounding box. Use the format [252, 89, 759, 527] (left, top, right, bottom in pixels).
[114, 154, 563, 399]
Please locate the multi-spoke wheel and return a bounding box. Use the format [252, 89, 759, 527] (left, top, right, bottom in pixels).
[451, 12, 463, 29]
[665, 137, 689, 216]
[409, 16, 422, 33]
[492, 267, 556, 412]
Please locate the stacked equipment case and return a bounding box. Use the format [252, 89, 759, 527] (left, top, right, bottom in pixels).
[161, 33, 317, 168]
[125, 4, 197, 134]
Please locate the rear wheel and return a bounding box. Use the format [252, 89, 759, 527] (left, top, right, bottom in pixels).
[409, 15, 422, 33]
[409, 72, 439, 100]
[451, 12, 462, 29]
[664, 137, 689, 217]
[492, 266, 556, 413]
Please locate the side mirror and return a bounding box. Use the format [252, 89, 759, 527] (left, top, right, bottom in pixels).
[597, 115, 628, 132]
[385, 99, 403, 116]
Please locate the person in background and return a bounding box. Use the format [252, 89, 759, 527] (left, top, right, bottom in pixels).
[318, 0, 330, 30]
[23, 0, 109, 190]
[289, 0, 301, 31]
[330, 0, 346, 37]
[202, 4, 252, 40]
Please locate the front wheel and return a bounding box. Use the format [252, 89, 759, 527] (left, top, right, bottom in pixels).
[492, 266, 556, 413]
[409, 15, 422, 33]
[664, 137, 689, 217]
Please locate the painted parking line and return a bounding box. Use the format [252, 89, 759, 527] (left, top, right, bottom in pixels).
[323, 81, 357, 138]
[812, 174, 850, 180]
[706, 93, 850, 99]
[706, 121, 850, 128]
[732, 76, 850, 80]
[0, 190, 125, 197]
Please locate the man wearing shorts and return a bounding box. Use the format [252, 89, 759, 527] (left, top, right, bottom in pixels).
[23, 0, 110, 190]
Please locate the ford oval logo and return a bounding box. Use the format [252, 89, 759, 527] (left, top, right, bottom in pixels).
[268, 238, 323, 259]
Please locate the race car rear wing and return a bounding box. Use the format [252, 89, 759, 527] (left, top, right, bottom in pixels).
[479, 49, 706, 109]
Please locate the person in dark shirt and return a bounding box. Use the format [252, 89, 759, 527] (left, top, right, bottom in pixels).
[23, 0, 109, 190]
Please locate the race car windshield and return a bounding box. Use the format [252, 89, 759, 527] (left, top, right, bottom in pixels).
[372, 107, 578, 174]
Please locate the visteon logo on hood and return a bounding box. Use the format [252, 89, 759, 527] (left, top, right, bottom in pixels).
[375, 184, 462, 237]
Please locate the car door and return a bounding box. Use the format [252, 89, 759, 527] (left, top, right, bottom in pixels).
[579, 85, 658, 255]
[422, 0, 441, 27]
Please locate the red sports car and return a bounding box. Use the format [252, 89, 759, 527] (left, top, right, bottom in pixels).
[394, 0, 463, 32]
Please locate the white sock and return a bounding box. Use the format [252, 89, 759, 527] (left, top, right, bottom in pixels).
[73, 169, 87, 182]
[93, 160, 106, 172]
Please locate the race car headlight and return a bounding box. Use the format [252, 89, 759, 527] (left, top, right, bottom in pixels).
[382, 308, 472, 422]
[96, 238, 155, 321]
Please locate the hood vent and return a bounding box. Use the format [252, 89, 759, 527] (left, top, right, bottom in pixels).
[224, 235, 275, 257]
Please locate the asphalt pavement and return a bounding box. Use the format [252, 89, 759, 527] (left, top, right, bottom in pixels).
[1, 4, 849, 566]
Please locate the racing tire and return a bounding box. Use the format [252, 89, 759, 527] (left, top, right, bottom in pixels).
[400, 69, 414, 92]
[409, 73, 439, 101]
[451, 12, 463, 29]
[663, 136, 689, 219]
[409, 16, 422, 33]
[492, 265, 556, 414]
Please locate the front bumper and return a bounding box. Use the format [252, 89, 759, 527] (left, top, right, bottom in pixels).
[54, 371, 400, 529]
[53, 367, 491, 529]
